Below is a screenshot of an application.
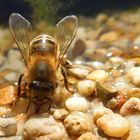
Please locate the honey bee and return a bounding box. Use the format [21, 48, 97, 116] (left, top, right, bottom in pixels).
[9, 13, 78, 112]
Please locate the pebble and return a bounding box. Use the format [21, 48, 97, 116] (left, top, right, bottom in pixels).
[0, 136, 24, 140]
[4, 72, 17, 82]
[96, 113, 130, 137]
[99, 31, 120, 42]
[65, 96, 89, 112]
[0, 85, 16, 106]
[4, 59, 24, 71]
[7, 49, 21, 60]
[77, 132, 98, 140]
[126, 115, 140, 140]
[127, 67, 140, 85]
[77, 80, 96, 97]
[68, 64, 92, 79]
[87, 70, 109, 82]
[96, 13, 108, 24]
[107, 56, 125, 67]
[120, 97, 140, 116]
[23, 114, 69, 140]
[91, 99, 113, 120]
[53, 108, 69, 120]
[0, 106, 12, 117]
[86, 61, 105, 69]
[0, 117, 17, 137]
[64, 111, 92, 136]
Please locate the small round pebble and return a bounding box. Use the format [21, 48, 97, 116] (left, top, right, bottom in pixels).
[96, 113, 130, 137]
[87, 70, 109, 82]
[120, 97, 140, 116]
[99, 31, 120, 42]
[69, 64, 92, 79]
[65, 96, 89, 112]
[64, 112, 92, 136]
[77, 80, 96, 97]
[53, 108, 69, 120]
[77, 132, 98, 140]
[127, 67, 140, 85]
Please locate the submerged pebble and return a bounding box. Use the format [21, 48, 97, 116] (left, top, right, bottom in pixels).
[77, 132, 98, 140]
[87, 70, 109, 82]
[120, 97, 140, 116]
[65, 96, 89, 112]
[0, 117, 17, 137]
[64, 111, 92, 136]
[77, 80, 96, 97]
[53, 108, 69, 120]
[96, 113, 130, 137]
[0, 86, 16, 106]
[127, 67, 140, 85]
[23, 114, 69, 140]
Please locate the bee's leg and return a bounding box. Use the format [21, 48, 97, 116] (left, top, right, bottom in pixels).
[25, 88, 33, 113]
[35, 103, 40, 113]
[11, 74, 24, 107]
[17, 74, 24, 97]
[47, 98, 52, 110]
[42, 97, 52, 111]
[25, 99, 31, 113]
[61, 67, 75, 93]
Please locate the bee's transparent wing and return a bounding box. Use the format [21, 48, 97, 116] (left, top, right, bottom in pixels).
[9, 13, 32, 67]
[55, 15, 78, 66]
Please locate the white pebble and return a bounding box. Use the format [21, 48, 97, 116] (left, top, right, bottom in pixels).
[4, 72, 17, 82]
[127, 67, 140, 85]
[0, 117, 17, 137]
[87, 70, 109, 82]
[77, 80, 96, 97]
[65, 96, 89, 112]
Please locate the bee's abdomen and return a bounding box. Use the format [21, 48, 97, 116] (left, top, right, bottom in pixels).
[30, 34, 56, 55]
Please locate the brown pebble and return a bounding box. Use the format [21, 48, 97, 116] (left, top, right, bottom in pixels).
[0, 86, 16, 105]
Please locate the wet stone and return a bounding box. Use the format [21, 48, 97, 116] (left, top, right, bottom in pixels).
[4, 72, 17, 82]
[53, 108, 69, 120]
[77, 132, 98, 140]
[0, 117, 17, 137]
[23, 114, 69, 140]
[64, 111, 92, 136]
[0, 86, 16, 106]
[77, 80, 96, 97]
[127, 67, 140, 85]
[65, 96, 89, 112]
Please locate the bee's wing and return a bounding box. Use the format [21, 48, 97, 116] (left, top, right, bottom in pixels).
[55, 15, 78, 66]
[9, 13, 32, 67]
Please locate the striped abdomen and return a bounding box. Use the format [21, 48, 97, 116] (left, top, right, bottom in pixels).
[30, 34, 57, 55]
